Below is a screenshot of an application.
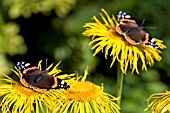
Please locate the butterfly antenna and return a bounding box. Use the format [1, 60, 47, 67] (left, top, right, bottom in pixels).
[141, 19, 145, 26]
[143, 26, 156, 29]
[46, 58, 48, 69]
[141, 19, 155, 29]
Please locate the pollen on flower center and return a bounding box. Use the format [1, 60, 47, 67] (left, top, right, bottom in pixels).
[65, 81, 102, 102]
[14, 83, 38, 96]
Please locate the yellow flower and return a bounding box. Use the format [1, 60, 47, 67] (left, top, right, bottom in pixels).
[83, 9, 166, 74]
[0, 60, 74, 113]
[145, 91, 170, 113]
[55, 67, 120, 113]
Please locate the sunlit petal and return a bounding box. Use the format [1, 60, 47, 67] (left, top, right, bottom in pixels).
[145, 91, 170, 113]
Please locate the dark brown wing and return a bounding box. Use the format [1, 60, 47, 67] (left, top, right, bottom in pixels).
[119, 23, 142, 43]
[22, 68, 44, 85]
[33, 75, 54, 89]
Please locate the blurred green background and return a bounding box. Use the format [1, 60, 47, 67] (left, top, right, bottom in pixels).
[1, 0, 170, 113]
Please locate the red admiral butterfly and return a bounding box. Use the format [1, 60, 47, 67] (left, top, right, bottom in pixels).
[17, 61, 70, 93]
[116, 11, 158, 48]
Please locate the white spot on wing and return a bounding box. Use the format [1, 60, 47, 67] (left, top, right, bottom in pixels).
[61, 80, 65, 85]
[125, 15, 131, 18]
[151, 39, 155, 43]
[25, 63, 30, 67]
[119, 11, 123, 15]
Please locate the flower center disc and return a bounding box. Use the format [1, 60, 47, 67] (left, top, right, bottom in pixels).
[65, 81, 101, 102]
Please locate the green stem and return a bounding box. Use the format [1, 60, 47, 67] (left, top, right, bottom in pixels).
[117, 63, 124, 106]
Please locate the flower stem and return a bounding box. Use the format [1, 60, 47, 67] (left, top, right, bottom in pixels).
[117, 64, 124, 106]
